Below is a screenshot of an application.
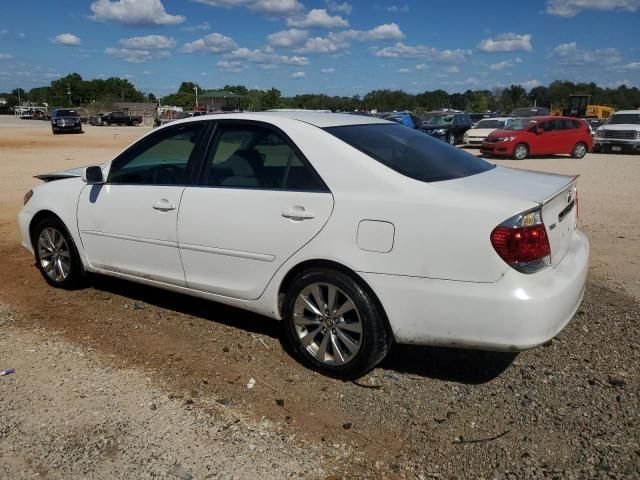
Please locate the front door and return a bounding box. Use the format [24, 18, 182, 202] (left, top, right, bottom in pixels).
[77, 121, 208, 286]
[178, 121, 334, 300]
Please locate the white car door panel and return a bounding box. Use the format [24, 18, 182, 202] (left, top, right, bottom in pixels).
[177, 121, 333, 300]
[178, 188, 333, 299]
[77, 184, 186, 285]
[77, 121, 208, 286]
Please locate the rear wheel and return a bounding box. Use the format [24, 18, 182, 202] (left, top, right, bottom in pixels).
[571, 142, 588, 159]
[103, 119, 109, 126]
[513, 143, 529, 160]
[33, 217, 83, 289]
[282, 268, 390, 379]
[132, 119, 140, 126]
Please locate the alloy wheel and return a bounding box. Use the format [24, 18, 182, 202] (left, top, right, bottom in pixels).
[37, 227, 71, 283]
[514, 145, 528, 160]
[292, 282, 363, 366]
[574, 144, 586, 158]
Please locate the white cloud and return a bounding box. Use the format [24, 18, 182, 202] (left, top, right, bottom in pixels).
[294, 36, 342, 54]
[455, 77, 480, 86]
[445, 65, 460, 73]
[611, 61, 640, 71]
[335, 23, 404, 42]
[182, 33, 239, 53]
[287, 9, 349, 28]
[397, 63, 429, 73]
[289, 71, 306, 79]
[478, 33, 532, 52]
[51, 33, 81, 46]
[374, 42, 471, 63]
[321, 67, 335, 73]
[546, 0, 640, 17]
[105, 47, 171, 63]
[193, 0, 303, 15]
[225, 47, 309, 66]
[489, 57, 522, 70]
[547, 42, 621, 65]
[90, 0, 185, 25]
[0, 53, 12, 60]
[609, 79, 637, 88]
[119, 35, 176, 50]
[326, 1, 352, 14]
[216, 60, 244, 72]
[387, 4, 409, 12]
[181, 22, 211, 32]
[267, 29, 308, 48]
[519, 79, 541, 90]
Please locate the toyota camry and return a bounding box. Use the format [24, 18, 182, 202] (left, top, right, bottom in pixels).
[19, 112, 589, 379]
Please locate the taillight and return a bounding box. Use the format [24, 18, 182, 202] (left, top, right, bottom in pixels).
[490, 209, 551, 274]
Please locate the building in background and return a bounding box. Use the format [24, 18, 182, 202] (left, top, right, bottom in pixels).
[199, 91, 241, 112]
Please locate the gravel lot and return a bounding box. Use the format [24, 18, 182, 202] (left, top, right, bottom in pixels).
[0, 116, 638, 479]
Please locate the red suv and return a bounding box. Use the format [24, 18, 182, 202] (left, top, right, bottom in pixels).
[480, 116, 592, 160]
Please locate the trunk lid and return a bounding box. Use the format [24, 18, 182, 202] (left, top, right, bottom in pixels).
[439, 165, 578, 268]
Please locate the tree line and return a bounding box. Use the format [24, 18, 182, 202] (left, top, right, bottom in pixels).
[2, 73, 639, 114]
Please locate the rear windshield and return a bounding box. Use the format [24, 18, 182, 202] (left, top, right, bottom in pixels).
[325, 123, 495, 183]
[474, 119, 504, 129]
[55, 109, 78, 116]
[425, 115, 454, 126]
[606, 113, 640, 125]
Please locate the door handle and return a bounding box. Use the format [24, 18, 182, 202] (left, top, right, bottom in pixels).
[282, 206, 315, 220]
[152, 199, 176, 212]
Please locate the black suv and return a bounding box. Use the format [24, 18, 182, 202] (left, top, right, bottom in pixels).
[51, 108, 83, 134]
[418, 112, 472, 144]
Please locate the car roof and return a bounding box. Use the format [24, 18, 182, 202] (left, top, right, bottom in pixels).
[613, 110, 640, 114]
[163, 111, 391, 128]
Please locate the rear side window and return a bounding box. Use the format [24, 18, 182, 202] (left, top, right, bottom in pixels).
[325, 124, 495, 183]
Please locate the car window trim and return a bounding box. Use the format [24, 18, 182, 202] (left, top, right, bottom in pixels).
[105, 121, 214, 187]
[192, 119, 331, 193]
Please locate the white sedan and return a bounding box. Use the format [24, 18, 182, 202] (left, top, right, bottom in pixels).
[19, 112, 589, 378]
[464, 117, 514, 147]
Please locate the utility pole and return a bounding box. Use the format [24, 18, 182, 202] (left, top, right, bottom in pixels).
[67, 84, 72, 106]
[195, 84, 199, 108]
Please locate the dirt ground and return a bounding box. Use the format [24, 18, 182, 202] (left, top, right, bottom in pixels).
[0, 116, 638, 479]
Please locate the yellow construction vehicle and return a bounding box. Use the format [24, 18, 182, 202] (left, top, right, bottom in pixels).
[552, 95, 614, 120]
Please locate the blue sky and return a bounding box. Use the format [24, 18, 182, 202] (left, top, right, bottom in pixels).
[1, 0, 639, 96]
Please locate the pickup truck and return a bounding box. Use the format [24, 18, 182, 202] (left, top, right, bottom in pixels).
[594, 110, 640, 153]
[98, 111, 143, 126]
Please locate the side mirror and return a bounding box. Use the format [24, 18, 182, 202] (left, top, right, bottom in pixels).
[82, 166, 104, 184]
[536, 127, 544, 135]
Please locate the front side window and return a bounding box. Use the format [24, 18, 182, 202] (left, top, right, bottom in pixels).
[204, 123, 326, 191]
[108, 122, 205, 185]
[325, 123, 494, 183]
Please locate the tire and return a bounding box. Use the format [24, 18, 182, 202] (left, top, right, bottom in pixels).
[52, 129, 58, 135]
[282, 268, 390, 379]
[447, 132, 455, 145]
[132, 119, 140, 126]
[33, 216, 84, 289]
[512, 143, 529, 160]
[103, 120, 109, 126]
[571, 142, 588, 159]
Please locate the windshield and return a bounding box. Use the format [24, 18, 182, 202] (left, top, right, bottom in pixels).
[504, 118, 538, 130]
[606, 113, 640, 125]
[426, 115, 454, 126]
[474, 119, 505, 129]
[55, 109, 77, 117]
[324, 124, 494, 183]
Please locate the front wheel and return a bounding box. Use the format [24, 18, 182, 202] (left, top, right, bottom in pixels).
[33, 217, 83, 289]
[513, 143, 529, 160]
[447, 132, 455, 145]
[132, 119, 140, 126]
[571, 142, 588, 159]
[102, 120, 109, 126]
[282, 268, 390, 379]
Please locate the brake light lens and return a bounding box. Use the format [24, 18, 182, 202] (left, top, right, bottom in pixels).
[490, 209, 551, 274]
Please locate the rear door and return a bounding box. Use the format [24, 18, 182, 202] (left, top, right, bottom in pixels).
[177, 121, 334, 300]
[77, 121, 208, 285]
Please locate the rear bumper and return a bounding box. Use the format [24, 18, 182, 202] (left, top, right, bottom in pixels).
[361, 230, 589, 351]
